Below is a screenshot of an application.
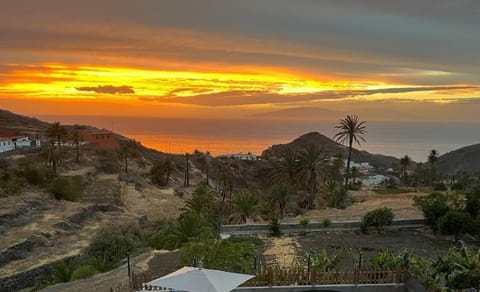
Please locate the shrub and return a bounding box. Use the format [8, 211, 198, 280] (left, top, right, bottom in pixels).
[465, 187, 480, 218]
[87, 223, 142, 272]
[371, 249, 413, 270]
[0, 169, 26, 197]
[71, 264, 97, 280]
[48, 176, 84, 201]
[437, 211, 472, 240]
[16, 164, 53, 186]
[451, 183, 465, 191]
[433, 182, 448, 191]
[150, 159, 174, 186]
[413, 192, 451, 233]
[180, 231, 256, 273]
[322, 218, 332, 228]
[360, 207, 394, 233]
[308, 249, 340, 271]
[348, 181, 362, 191]
[299, 218, 310, 226]
[94, 149, 120, 174]
[269, 218, 281, 237]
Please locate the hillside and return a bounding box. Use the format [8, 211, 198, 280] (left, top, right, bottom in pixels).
[0, 109, 50, 134]
[0, 109, 206, 291]
[437, 143, 480, 175]
[262, 132, 400, 170]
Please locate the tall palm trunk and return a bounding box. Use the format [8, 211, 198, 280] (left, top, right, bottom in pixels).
[75, 141, 79, 163]
[308, 172, 316, 210]
[344, 137, 353, 192]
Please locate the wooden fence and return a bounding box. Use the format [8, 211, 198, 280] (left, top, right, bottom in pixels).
[112, 267, 408, 291]
[243, 267, 407, 286]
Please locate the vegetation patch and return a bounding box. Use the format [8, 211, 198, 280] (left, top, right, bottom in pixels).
[48, 175, 84, 201]
[360, 207, 394, 233]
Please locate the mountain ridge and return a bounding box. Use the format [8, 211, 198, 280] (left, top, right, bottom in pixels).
[262, 131, 400, 170]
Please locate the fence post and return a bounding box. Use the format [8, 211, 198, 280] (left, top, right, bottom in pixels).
[267, 267, 273, 286]
[354, 269, 359, 284]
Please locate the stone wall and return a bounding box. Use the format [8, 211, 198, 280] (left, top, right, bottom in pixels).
[221, 219, 425, 236]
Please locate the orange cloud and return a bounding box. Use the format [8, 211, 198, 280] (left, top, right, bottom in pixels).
[75, 85, 135, 94]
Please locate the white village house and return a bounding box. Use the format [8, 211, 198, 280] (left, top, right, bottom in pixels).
[0, 138, 15, 153]
[217, 152, 258, 161]
[0, 136, 41, 154]
[344, 160, 374, 174]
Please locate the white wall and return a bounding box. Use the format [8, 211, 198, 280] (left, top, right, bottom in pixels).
[0, 140, 15, 153]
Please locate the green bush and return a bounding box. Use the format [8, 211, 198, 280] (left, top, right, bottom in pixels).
[348, 181, 362, 191]
[413, 192, 451, 233]
[322, 218, 332, 228]
[71, 264, 97, 280]
[180, 231, 255, 273]
[16, 164, 53, 186]
[150, 159, 174, 186]
[48, 176, 84, 201]
[299, 218, 310, 226]
[465, 187, 480, 218]
[437, 211, 472, 240]
[308, 249, 340, 271]
[0, 169, 26, 197]
[433, 182, 448, 191]
[269, 218, 281, 237]
[371, 249, 413, 270]
[87, 223, 142, 272]
[360, 207, 394, 233]
[451, 182, 465, 191]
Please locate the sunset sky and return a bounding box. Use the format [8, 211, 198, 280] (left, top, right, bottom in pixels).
[1, 0, 480, 121]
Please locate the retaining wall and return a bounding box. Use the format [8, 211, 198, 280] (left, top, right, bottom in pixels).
[220, 219, 425, 236]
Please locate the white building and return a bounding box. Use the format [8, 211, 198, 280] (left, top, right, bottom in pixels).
[0, 136, 41, 153]
[362, 175, 387, 187]
[345, 160, 374, 174]
[12, 137, 33, 148]
[0, 138, 15, 153]
[218, 152, 258, 161]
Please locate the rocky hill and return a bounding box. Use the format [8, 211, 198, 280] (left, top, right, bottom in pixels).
[0, 109, 49, 134]
[262, 132, 400, 170]
[437, 143, 480, 175]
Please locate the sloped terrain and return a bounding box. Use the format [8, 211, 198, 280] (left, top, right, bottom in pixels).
[0, 192, 132, 290]
[436, 143, 480, 175]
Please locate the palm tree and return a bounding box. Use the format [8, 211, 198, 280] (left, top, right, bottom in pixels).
[163, 213, 207, 249]
[183, 184, 217, 222]
[117, 140, 138, 173]
[400, 155, 411, 185]
[46, 122, 67, 147]
[351, 167, 359, 184]
[268, 184, 291, 219]
[269, 149, 300, 190]
[334, 115, 366, 193]
[298, 144, 327, 210]
[70, 129, 82, 163]
[44, 122, 67, 173]
[229, 190, 260, 224]
[428, 149, 439, 185]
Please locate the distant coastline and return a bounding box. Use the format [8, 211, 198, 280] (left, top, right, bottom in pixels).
[38, 115, 479, 161]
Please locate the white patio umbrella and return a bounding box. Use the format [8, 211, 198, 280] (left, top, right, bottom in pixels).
[145, 266, 254, 292]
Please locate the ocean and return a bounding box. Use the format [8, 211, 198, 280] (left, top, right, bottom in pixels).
[39, 115, 479, 162]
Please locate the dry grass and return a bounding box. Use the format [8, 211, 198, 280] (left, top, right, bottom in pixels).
[291, 189, 428, 222]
